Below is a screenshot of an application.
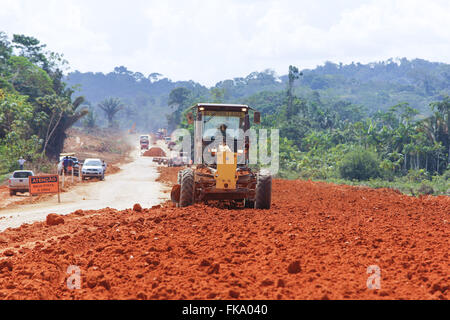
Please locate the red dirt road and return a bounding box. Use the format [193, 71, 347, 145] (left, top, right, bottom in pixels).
[0, 168, 448, 300]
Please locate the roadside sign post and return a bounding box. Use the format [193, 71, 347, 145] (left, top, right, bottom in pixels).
[29, 175, 61, 204]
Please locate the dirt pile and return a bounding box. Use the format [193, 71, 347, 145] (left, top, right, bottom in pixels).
[46, 214, 65, 226]
[0, 169, 448, 300]
[156, 166, 184, 186]
[143, 148, 166, 157]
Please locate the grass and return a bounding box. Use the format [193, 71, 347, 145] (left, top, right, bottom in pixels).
[323, 177, 449, 196]
[0, 172, 10, 185]
[277, 169, 450, 196]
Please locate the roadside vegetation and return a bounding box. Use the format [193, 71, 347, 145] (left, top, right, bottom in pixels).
[0, 32, 88, 178]
[166, 66, 449, 196]
[268, 68, 449, 196]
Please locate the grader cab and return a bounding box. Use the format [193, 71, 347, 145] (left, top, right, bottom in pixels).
[171, 103, 272, 209]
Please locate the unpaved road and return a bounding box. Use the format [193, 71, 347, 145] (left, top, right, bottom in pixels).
[0, 150, 169, 231]
[0, 167, 448, 300]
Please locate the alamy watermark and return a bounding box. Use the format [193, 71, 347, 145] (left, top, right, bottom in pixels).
[366, 265, 381, 290]
[171, 126, 280, 175]
[67, 265, 81, 290]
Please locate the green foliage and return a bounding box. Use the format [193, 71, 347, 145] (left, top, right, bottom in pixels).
[0, 32, 87, 176]
[167, 87, 192, 131]
[404, 169, 430, 183]
[338, 147, 381, 181]
[417, 183, 434, 195]
[8, 56, 54, 99]
[83, 108, 97, 131]
[98, 97, 124, 127]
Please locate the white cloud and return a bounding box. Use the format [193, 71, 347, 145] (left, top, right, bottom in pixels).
[1, 0, 449, 86]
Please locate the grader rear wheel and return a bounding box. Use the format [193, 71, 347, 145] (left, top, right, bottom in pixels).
[179, 169, 195, 207]
[255, 174, 272, 209]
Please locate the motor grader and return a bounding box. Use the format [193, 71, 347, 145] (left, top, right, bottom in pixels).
[171, 103, 272, 209]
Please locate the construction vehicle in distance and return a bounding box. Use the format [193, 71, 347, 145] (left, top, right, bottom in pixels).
[171, 103, 272, 209]
[140, 135, 150, 150]
[156, 129, 166, 140]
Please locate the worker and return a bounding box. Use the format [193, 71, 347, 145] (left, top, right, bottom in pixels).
[18, 157, 26, 170]
[217, 124, 235, 144]
[63, 156, 71, 174]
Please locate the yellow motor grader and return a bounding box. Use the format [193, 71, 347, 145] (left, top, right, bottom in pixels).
[171, 103, 272, 209]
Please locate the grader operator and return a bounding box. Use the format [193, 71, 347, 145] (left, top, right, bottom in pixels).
[171, 103, 272, 209]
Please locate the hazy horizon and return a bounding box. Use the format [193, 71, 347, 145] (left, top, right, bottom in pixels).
[2, 0, 450, 86]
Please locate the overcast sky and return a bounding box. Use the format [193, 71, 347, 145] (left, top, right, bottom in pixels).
[1, 0, 450, 86]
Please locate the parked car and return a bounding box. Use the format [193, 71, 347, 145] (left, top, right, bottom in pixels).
[153, 157, 168, 165]
[8, 170, 34, 196]
[81, 158, 106, 180]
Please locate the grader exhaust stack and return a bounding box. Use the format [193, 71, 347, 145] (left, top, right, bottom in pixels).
[171, 103, 271, 209]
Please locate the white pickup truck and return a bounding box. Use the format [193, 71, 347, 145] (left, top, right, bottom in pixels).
[8, 170, 34, 196]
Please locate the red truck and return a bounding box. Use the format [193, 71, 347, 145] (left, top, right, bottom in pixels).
[140, 135, 150, 150]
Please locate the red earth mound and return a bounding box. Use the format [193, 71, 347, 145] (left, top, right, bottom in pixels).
[156, 166, 184, 186]
[46, 214, 65, 226]
[0, 168, 448, 300]
[143, 148, 166, 157]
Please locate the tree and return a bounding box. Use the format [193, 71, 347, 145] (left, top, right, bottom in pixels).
[210, 88, 225, 103]
[430, 96, 450, 165]
[287, 65, 302, 118]
[339, 147, 381, 181]
[0, 31, 12, 69]
[12, 34, 48, 70]
[8, 56, 54, 99]
[35, 94, 88, 157]
[167, 87, 191, 131]
[83, 108, 97, 131]
[98, 98, 124, 127]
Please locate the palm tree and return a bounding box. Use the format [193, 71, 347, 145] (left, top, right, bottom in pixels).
[430, 96, 449, 164]
[98, 98, 124, 127]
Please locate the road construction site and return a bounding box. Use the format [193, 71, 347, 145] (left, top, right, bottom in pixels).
[0, 131, 448, 300]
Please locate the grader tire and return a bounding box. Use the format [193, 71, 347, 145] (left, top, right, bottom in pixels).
[244, 199, 255, 208]
[179, 169, 195, 207]
[255, 174, 272, 209]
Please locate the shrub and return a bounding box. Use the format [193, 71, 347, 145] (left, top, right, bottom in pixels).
[405, 169, 430, 183]
[417, 184, 434, 195]
[338, 147, 380, 181]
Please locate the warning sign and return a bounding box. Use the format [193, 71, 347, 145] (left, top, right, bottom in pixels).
[29, 175, 59, 195]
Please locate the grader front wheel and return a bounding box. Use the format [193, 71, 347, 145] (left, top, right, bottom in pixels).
[179, 169, 195, 207]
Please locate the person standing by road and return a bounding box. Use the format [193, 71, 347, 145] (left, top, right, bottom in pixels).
[18, 157, 26, 170]
[63, 156, 70, 174]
